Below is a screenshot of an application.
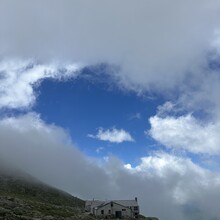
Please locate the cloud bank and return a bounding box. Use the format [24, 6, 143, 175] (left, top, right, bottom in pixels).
[1, 113, 220, 220]
[1, 1, 220, 115]
[1, 0, 220, 93]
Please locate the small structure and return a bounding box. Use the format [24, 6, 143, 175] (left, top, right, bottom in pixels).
[85, 197, 139, 219]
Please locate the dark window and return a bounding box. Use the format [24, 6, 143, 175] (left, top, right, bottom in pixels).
[111, 202, 113, 207]
[122, 209, 126, 211]
[134, 206, 139, 211]
[115, 211, 122, 218]
[109, 210, 111, 214]
[101, 210, 104, 214]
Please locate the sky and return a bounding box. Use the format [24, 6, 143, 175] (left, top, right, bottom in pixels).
[1, 1, 220, 219]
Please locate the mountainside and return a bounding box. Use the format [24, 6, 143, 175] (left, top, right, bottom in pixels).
[0, 166, 93, 220]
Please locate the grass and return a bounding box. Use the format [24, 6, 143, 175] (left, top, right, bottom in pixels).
[0, 170, 90, 219]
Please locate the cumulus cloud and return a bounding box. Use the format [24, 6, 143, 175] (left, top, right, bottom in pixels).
[148, 114, 220, 155]
[1, 115, 220, 220]
[88, 128, 134, 143]
[125, 152, 220, 220]
[0, 59, 80, 109]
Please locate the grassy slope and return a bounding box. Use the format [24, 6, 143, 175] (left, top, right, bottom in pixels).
[0, 172, 84, 207]
[0, 168, 94, 220]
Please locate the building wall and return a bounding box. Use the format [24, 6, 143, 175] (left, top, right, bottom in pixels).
[130, 205, 139, 218]
[85, 204, 91, 212]
[96, 202, 132, 218]
[85, 199, 140, 218]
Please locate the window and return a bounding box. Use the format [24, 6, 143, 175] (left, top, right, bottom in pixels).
[122, 209, 126, 211]
[134, 206, 139, 211]
[108, 210, 111, 214]
[101, 210, 104, 214]
[111, 202, 113, 207]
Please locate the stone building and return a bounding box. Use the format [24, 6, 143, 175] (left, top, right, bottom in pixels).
[85, 197, 139, 219]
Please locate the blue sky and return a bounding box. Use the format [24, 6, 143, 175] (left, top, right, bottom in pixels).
[2, 1, 220, 219]
[33, 70, 164, 165]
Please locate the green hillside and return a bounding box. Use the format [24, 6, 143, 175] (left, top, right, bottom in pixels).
[0, 167, 93, 220]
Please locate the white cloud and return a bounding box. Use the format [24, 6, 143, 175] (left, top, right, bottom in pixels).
[126, 152, 209, 205]
[88, 128, 134, 143]
[131, 152, 205, 180]
[124, 152, 220, 220]
[148, 114, 220, 155]
[156, 101, 176, 116]
[0, 59, 81, 109]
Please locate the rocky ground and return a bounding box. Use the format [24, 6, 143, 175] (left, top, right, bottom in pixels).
[0, 195, 94, 220]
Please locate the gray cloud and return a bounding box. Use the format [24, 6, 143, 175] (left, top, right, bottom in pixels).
[1, 113, 220, 220]
[1, 1, 220, 117]
[1, 0, 220, 93]
[0, 113, 111, 199]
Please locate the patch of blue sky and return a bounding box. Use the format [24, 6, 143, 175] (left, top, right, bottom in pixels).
[33, 67, 165, 164]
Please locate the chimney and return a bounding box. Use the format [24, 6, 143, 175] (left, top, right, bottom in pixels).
[135, 197, 137, 202]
